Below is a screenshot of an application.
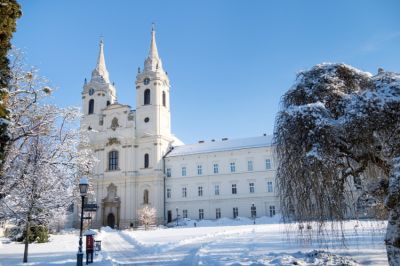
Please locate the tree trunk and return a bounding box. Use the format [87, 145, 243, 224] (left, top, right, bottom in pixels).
[386, 206, 400, 266]
[23, 215, 30, 263]
[385, 157, 400, 266]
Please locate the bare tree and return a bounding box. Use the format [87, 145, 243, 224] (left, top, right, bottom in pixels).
[137, 205, 156, 230]
[0, 50, 95, 263]
[274, 63, 400, 265]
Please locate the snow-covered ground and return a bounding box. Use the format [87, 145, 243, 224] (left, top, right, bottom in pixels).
[0, 218, 388, 265]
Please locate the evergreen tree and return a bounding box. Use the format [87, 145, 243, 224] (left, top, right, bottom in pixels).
[0, 0, 21, 176]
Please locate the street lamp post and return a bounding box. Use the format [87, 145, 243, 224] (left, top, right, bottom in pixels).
[77, 177, 88, 266]
[176, 207, 179, 226]
[251, 203, 256, 225]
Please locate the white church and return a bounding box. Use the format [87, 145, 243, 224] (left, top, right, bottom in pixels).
[79, 28, 279, 228]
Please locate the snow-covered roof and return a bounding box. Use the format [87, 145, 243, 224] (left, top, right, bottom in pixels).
[170, 134, 184, 146]
[166, 135, 273, 157]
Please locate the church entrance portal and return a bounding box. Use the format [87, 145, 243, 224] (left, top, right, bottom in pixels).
[107, 213, 115, 228]
[102, 183, 121, 228]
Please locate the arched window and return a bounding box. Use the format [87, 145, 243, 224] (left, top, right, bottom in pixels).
[108, 150, 119, 171]
[162, 91, 166, 107]
[143, 189, 149, 204]
[144, 153, 149, 168]
[88, 99, 94, 114]
[144, 89, 151, 105]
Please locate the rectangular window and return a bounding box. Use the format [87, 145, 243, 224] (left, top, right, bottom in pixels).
[166, 168, 171, 177]
[230, 162, 236, 173]
[216, 208, 221, 219]
[249, 182, 255, 193]
[213, 163, 219, 174]
[233, 207, 239, 218]
[181, 166, 187, 177]
[108, 150, 119, 171]
[183, 209, 188, 219]
[247, 160, 253, 171]
[182, 187, 187, 198]
[199, 209, 204, 220]
[214, 185, 220, 196]
[267, 181, 273, 192]
[269, 205, 276, 217]
[232, 184, 237, 194]
[198, 186, 203, 197]
[265, 159, 272, 170]
[166, 188, 171, 198]
[197, 165, 203, 175]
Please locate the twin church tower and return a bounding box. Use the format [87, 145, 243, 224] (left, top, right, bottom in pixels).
[80, 27, 181, 228]
[80, 27, 280, 228]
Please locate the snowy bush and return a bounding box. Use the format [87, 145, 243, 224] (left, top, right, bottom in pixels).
[4, 225, 23, 242]
[274, 63, 400, 265]
[32, 225, 49, 243]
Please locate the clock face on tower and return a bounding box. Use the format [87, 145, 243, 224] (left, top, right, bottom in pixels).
[143, 78, 150, 85]
[89, 88, 95, 96]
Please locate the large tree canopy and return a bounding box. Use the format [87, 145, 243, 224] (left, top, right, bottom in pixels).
[274, 63, 400, 265]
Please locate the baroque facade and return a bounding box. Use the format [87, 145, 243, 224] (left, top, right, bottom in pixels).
[79, 28, 279, 229]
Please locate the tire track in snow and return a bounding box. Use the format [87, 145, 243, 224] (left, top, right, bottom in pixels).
[102, 227, 305, 265]
[102, 230, 195, 265]
[101, 228, 255, 265]
[101, 231, 137, 265]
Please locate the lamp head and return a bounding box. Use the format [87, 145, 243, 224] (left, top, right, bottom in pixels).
[79, 177, 89, 196]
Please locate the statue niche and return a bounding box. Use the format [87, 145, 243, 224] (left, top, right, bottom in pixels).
[111, 117, 119, 131]
[102, 183, 121, 228]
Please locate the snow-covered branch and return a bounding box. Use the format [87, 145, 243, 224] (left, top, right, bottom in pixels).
[274, 63, 400, 265]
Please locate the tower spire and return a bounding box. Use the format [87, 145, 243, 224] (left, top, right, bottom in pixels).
[149, 23, 159, 59]
[144, 24, 163, 72]
[91, 38, 110, 83]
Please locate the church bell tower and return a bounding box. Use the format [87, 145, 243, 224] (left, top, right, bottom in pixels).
[135, 26, 171, 138]
[81, 40, 116, 131]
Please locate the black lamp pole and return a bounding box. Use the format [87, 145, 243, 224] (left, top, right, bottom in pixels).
[77, 177, 88, 266]
[77, 195, 85, 266]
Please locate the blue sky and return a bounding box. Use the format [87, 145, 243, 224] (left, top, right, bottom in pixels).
[13, 0, 400, 144]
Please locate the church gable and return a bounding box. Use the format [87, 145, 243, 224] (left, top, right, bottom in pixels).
[102, 104, 134, 131]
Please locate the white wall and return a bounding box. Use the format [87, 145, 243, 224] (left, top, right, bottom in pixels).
[165, 145, 280, 221]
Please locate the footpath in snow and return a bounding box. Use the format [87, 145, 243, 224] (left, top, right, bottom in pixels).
[0, 217, 388, 265]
